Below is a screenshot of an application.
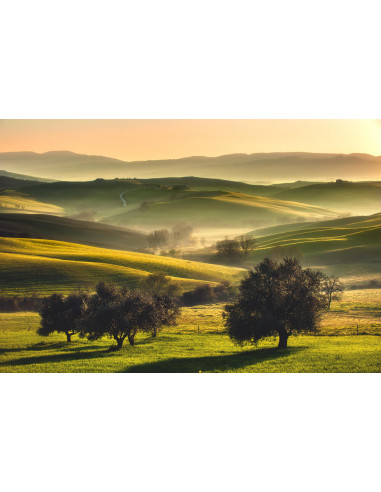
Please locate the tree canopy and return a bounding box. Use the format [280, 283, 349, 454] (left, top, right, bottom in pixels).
[82, 282, 180, 347]
[38, 292, 89, 342]
[224, 257, 329, 348]
[139, 272, 179, 297]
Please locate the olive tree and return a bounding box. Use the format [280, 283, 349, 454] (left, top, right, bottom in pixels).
[322, 275, 344, 309]
[224, 258, 328, 348]
[139, 272, 179, 297]
[83, 282, 180, 348]
[38, 292, 89, 342]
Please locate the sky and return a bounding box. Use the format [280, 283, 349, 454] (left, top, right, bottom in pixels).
[1, 119, 380, 161]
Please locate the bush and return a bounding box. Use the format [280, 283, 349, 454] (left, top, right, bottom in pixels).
[181, 282, 236, 306]
[0, 296, 43, 312]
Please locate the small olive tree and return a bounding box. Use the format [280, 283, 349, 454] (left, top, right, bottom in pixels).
[224, 258, 328, 348]
[38, 292, 89, 342]
[139, 272, 180, 297]
[147, 229, 170, 251]
[83, 282, 180, 348]
[322, 275, 344, 309]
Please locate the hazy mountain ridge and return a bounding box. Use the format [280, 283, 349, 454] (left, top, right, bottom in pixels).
[1, 150, 380, 181]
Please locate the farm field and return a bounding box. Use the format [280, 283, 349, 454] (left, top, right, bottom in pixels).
[1, 290, 380, 373]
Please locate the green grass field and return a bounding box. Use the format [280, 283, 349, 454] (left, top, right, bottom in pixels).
[0, 237, 244, 295]
[1, 290, 380, 372]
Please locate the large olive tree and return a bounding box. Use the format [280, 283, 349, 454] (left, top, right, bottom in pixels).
[224, 258, 329, 348]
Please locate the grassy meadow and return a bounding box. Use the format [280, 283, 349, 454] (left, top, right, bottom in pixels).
[0, 290, 380, 373]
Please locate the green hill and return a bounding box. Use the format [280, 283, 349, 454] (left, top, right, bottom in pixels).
[0, 191, 64, 215]
[0, 213, 147, 251]
[0, 178, 336, 229]
[272, 181, 381, 215]
[0, 176, 42, 190]
[247, 213, 381, 286]
[0, 237, 244, 296]
[0, 169, 55, 183]
[106, 190, 338, 229]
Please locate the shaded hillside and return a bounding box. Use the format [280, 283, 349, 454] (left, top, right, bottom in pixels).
[0, 176, 41, 190]
[0, 214, 147, 251]
[0, 169, 56, 183]
[0, 237, 244, 296]
[1, 151, 380, 181]
[273, 181, 381, 214]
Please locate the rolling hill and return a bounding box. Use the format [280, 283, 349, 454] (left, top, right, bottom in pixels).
[0, 169, 56, 183]
[0, 191, 64, 215]
[0, 175, 42, 190]
[272, 181, 381, 215]
[1, 150, 380, 182]
[105, 190, 338, 229]
[247, 213, 381, 286]
[0, 177, 339, 230]
[0, 214, 147, 251]
[0, 237, 244, 296]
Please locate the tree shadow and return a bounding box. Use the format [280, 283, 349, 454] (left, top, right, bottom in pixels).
[0, 346, 115, 367]
[0, 340, 98, 355]
[135, 335, 181, 346]
[122, 346, 305, 373]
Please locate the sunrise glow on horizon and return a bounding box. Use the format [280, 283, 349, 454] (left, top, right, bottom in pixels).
[1, 119, 381, 162]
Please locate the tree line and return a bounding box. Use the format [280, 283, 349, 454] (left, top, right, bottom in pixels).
[38, 282, 180, 348]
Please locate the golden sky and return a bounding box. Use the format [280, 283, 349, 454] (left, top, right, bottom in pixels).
[1, 120, 380, 161]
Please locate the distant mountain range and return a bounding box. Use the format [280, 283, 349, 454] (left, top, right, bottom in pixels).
[0, 151, 380, 182]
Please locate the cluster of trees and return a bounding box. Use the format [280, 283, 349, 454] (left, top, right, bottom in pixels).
[224, 258, 343, 348]
[38, 282, 180, 348]
[216, 236, 256, 262]
[147, 223, 194, 251]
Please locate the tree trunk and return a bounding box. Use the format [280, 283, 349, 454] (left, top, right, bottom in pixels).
[152, 326, 157, 338]
[116, 338, 124, 349]
[278, 329, 289, 349]
[327, 292, 332, 310]
[127, 333, 135, 346]
[66, 333, 72, 342]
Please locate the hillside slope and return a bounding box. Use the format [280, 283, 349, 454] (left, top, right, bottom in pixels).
[248, 213, 381, 286]
[273, 181, 381, 215]
[0, 214, 147, 251]
[0, 191, 64, 215]
[106, 191, 338, 229]
[0, 237, 244, 295]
